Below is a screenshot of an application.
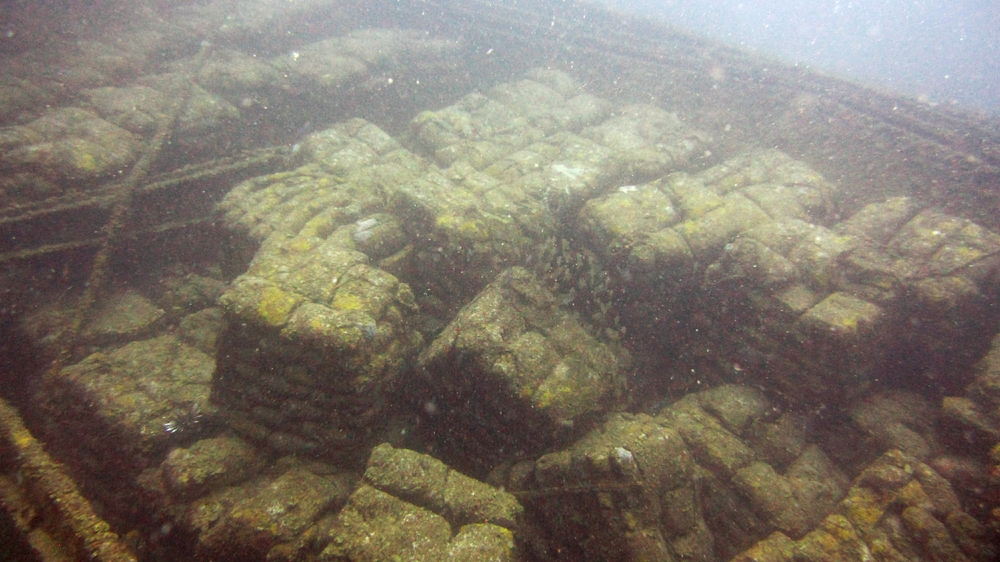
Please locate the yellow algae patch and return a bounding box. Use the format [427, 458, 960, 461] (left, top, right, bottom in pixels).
[679, 190, 725, 219]
[533, 385, 562, 409]
[14, 427, 34, 449]
[309, 316, 328, 332]
[532, 361, 603, 420]
[257, 285, 301, 326]
[896, 480, 932, 509]
[73, 149, 99, 173]
[289, 237, 317, 253]
[458, 219, 484, 237]
[299, 214, 337, 239]
[799, 292, 882, 336]
[435, 214, 459, 229]
[840, 488, 884, 531]
[820, 514, 858, 542]
[221, 277, 305, 328]
[332, 290, 366, 311]
[436, 213, 486, 240]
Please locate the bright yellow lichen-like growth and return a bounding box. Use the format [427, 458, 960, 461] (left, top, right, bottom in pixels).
[534, 386, 558, 408]
[309, 317, 328, 332]
[257, 286, 300, 326]
[332, 291, 366, 311]
[459, 219, 484, 237]
[436, 213, 485, 241]
[841, 488, 885, 531]
[821, 514, 858, 542]
[73, 150, 99, 173]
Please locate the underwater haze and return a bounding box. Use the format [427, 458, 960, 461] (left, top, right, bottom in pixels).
[599, 0, 1000, 114]
[1, 1, 1000, 560]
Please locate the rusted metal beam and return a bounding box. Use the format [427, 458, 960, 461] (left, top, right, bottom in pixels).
[0, 397, 137, 562]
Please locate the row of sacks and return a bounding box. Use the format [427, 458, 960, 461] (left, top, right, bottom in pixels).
[0, 27, 460, 205]
[212, 66, 1000, 477]
[728, 448, 996, 562]
[35, 323, 998, 561]
[24, 266, 526, 560]
[940, 331, 1000, 527]
[145, 385, 992, 561]
[34, 280, 996, 560]
[142, 442, 523, 561]
[213, 68, 711, 469]
[200, 68, 1000, 559]
[26, 270, 229, 533]
[495, 383, 997, 562]
[25, 69, 991, 560]
[577, 153, 1000, 405]
[0, 0, 357, 116]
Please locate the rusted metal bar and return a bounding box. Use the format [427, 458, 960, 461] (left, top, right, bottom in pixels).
[0, 397, 137, 562]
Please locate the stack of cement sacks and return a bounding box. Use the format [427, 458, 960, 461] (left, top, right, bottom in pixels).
[32, 66, 1000, 561]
